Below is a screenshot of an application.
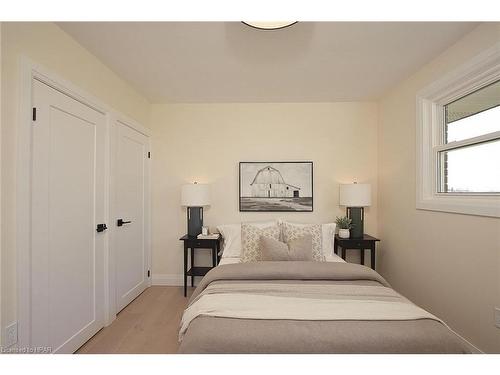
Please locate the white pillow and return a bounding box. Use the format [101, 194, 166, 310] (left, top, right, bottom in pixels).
[321, 223, 337, 257]
[325, 253, 345, 263]
[217, 224, 241, 258]
[280, 220, 336, 257]
[217, 221, 278, 259]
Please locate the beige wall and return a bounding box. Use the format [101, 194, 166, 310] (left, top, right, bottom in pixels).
[0, 22, 151, 344]
[378, 23, 500, 353]
[150, 103, 379, 277]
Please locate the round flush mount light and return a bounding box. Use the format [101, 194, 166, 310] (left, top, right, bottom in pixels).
[242, 21, 298, 30]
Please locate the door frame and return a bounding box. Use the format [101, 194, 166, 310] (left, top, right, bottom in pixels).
[17, 58, 151, 349]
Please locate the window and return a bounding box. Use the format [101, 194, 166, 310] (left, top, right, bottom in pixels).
[439, 80, 500, 194]
[416, 45, 500, 217]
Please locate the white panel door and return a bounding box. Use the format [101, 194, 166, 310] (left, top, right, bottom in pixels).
[113, 120, 149, 312]
[31, 79, 105, 353]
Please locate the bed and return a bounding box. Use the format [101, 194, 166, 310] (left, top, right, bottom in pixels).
[178, 261, 477, 354]
[178, 220, 477, 353]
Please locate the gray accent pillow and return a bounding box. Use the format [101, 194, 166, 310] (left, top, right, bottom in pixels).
[260, 234, 313, 261]
[282, 222, 324, 261]
[241, 223, 281, 262]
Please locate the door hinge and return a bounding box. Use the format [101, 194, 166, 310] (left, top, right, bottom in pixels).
[148, 152, 151, 159]
[147, 270, 151, 278]
[32, 108, 37, 122]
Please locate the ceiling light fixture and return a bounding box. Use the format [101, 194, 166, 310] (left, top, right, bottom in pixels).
[242, 21, 298, 30]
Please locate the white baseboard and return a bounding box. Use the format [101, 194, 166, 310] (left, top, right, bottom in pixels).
[152, 273, 183, 286]
[152, 273, 202, 287]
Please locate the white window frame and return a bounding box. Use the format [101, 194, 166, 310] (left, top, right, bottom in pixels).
[416, 43, 500, 218]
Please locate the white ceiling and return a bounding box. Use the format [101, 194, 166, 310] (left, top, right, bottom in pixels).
[58, 22, 478, 103]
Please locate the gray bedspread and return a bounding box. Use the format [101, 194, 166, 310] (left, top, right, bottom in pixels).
[178, 261, 477, 354]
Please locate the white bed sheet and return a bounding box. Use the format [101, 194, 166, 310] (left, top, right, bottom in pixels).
[218, 253, 345, 266]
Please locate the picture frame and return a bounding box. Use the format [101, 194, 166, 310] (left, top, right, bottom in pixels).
[239, 161, 313, 212]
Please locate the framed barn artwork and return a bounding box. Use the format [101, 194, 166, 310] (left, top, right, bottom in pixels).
[239, 161, 313, 212]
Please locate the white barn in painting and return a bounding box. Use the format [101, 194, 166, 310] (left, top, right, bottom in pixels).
[250, 166, 301, 198]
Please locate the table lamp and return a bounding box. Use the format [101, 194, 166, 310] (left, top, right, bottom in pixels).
[339, 182, 371, 239]
[181, 182, 211, 237]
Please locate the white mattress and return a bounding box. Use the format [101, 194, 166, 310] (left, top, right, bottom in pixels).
[218, 253, 345, 266]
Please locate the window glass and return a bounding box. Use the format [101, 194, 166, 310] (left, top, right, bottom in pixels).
[439, 139, 500, 193]
[445, 80, 500, 143]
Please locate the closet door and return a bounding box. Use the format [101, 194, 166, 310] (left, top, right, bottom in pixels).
[31, 79, 105, 353]
[113, 120, 150, 312]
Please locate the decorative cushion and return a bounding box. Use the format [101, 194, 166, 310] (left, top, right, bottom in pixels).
[281, 221, 336, 257]
[217, 221, 277, 259]
[260, 234, 313, 261]
[282, 222, 324, 261]
[241, 223, 281, 262]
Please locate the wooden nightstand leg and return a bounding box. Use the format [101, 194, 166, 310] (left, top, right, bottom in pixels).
[212, 245, 217, 267]
[341, 247, 346, 260]
[333, 237, 338, 255]
[216, 242, 220, 265]
[190, 247, 194, 287]
[360, 249, 365, 265]
[183, 243, 188, 297]
[371, 244, 376, 270]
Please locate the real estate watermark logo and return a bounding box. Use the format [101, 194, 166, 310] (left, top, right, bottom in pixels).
[0, 346, 52, 354]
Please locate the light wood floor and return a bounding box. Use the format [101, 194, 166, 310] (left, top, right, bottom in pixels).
[76, 286, 193, 354]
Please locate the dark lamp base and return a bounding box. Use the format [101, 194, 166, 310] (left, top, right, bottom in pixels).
[187, 206, 203, 237]
[347, 207, 364, 239]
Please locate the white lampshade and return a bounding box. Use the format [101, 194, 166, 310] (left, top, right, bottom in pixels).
[181, 183, 211, 207]
[339, 183, 371, 207]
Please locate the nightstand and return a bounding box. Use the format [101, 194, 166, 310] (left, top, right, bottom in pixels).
[179, 234, 221, 297]
[333, 234, 380, 270]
